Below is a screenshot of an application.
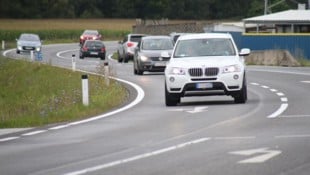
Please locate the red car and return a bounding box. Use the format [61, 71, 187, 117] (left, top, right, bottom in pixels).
[79, 30, 102, 45]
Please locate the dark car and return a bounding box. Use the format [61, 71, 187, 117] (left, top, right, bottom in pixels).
[133, 35, 174, 75]
[79, 30, 102, 45]
[79, 40, 106, 60]
[117, 34, 147, 63]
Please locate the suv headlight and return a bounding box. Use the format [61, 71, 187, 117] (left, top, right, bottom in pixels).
[168, 67, 186, 75]
[140, 55, 149, 62]
[223, 65, 241, 73]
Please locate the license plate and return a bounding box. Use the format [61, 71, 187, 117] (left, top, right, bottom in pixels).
[90, 52, 98, 55]
[155, 62, 166, 66]
[196, 83, 213, 89]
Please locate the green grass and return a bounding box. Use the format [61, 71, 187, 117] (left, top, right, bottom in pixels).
[0, 56, 127, 128]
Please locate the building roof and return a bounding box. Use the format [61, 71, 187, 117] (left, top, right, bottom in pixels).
[243, 10, 310, 24]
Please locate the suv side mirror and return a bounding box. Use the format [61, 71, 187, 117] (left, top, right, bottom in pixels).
[239, 48, 250, 56]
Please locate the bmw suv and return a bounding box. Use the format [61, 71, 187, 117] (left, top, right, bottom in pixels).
[164, 33, 250, 106]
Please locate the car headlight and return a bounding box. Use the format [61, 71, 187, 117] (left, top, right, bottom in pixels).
[36, 47, 41, 52]
[140, 55, 149, 62]
[168, 67, 186, 75]
[223, 65, 241, 73]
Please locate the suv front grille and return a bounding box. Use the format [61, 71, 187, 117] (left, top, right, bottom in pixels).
[188, 68, 203, 77]
[205, 67, 219, 76]
[189, 67, 219, 77]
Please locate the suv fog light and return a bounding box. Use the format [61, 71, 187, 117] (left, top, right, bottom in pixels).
[169, 77, 175, 82]
[233, 74, 239, 80]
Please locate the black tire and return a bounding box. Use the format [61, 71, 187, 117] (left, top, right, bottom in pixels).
[234, 76, 247, 104]
[124, 54, 130, 63]
[79, 55, 84, 59]
[100, 53, 106, 60]
[16, 50, 20, 54]
[117, 51, 123, 63]
[165, 83, 180, 106]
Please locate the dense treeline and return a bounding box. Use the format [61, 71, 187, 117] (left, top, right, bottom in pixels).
[0, 0, 307, 19]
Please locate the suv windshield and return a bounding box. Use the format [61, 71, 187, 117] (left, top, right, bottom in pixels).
[142, 38, 174, 50]
[174, 38, 236, 58]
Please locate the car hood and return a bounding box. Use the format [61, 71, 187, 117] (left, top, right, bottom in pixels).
[139, 50, 173, 57]
[168, 56, 243, 68]
[18, 40, 41, 47]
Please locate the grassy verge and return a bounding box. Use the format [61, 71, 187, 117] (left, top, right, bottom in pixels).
[0, 56, 127, 128]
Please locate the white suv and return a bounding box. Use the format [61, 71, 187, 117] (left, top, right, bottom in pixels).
[164, 33, 250, 106]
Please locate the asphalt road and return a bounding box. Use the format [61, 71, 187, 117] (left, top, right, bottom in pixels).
[1, 43, 310, 175]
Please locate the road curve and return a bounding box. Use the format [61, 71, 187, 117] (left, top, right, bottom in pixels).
[1, 43, 310, 175]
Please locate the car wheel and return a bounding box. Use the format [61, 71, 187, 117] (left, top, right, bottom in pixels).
[117, 51, 123, 63]
[234, 76, 247, 104]
[133, 61, 138, 75]
[79, 55, 84, 59]
[16, 50, 20, 54]
[165, 83, 180, 106]
[124, 54, 130, 63]
[100, 53, 106, 60]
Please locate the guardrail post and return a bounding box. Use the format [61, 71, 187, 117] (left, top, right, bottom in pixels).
[72, 54, 76, 71]
[1, 40, 4, 50]
[104, 62, 110, 86]
[81, 74, 89, 106]
[30, 51, 34, 61]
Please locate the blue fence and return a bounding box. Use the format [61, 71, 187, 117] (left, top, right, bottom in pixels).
[228, 32, 310, 60]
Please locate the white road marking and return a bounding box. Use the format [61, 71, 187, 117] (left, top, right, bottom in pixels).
[0, 137, 20, 142]
[276, 92, 285, 96]
[250, 82, 259, 86]
[48, 125, 70, 130]
[56, 49, 79, 59]
[64, 138, 210, 175]
[301, 81, 310, 83]
[22, 130, 47, 136]
[230, 147, 281, 164]
[213, 136, 256, 140]
[270, 89, 278, 92]
[281, 115, 310, 118]
[261, 85, 269, 89]
[276, 134, 310, 138]
[267, 103, 288, 118]
[168, 106, 208, 114]
[281, 97, 288, 102]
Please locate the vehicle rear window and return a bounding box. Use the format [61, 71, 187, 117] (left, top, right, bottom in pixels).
[142, 38, 174, 50]
[174, 38, 236, 58]
[131, 36, 144, 42]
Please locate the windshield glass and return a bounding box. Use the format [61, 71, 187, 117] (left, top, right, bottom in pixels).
[174, 38, 236, 58]
[142, 38, 174, 50]
[20, 34, 40, 41]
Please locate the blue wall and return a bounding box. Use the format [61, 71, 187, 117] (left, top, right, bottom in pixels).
[228, 32, 310, 60]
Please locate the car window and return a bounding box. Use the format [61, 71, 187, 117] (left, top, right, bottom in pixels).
[85, 41, 103, 47]
[142, 38, 174, 50]
[174, 38, 236, 58]
[84, 30, 98, 35]
[20, 34, 40, 41]
[130, 36, 144, 42]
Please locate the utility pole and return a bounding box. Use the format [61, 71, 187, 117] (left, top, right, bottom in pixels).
[264, 0, 268, 15]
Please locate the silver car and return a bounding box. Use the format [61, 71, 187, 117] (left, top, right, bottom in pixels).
[133, 35, 174, 75]
[117, 34, 146, 63]
[16, 33, 42, 54]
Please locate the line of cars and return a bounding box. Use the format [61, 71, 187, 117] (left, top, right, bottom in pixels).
[16, 29, 107, 60]
[118, 32, 251, 105]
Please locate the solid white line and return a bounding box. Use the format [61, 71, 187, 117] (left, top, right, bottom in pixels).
[64, 138, 210, 175]
[56, 49, 79, 59]
[22, 130, 47, 136]
[267, 103, 288, 118]
[276, 92, 285, 96]
[48, 125, 70, 130]
[0, 137, 20, 142]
